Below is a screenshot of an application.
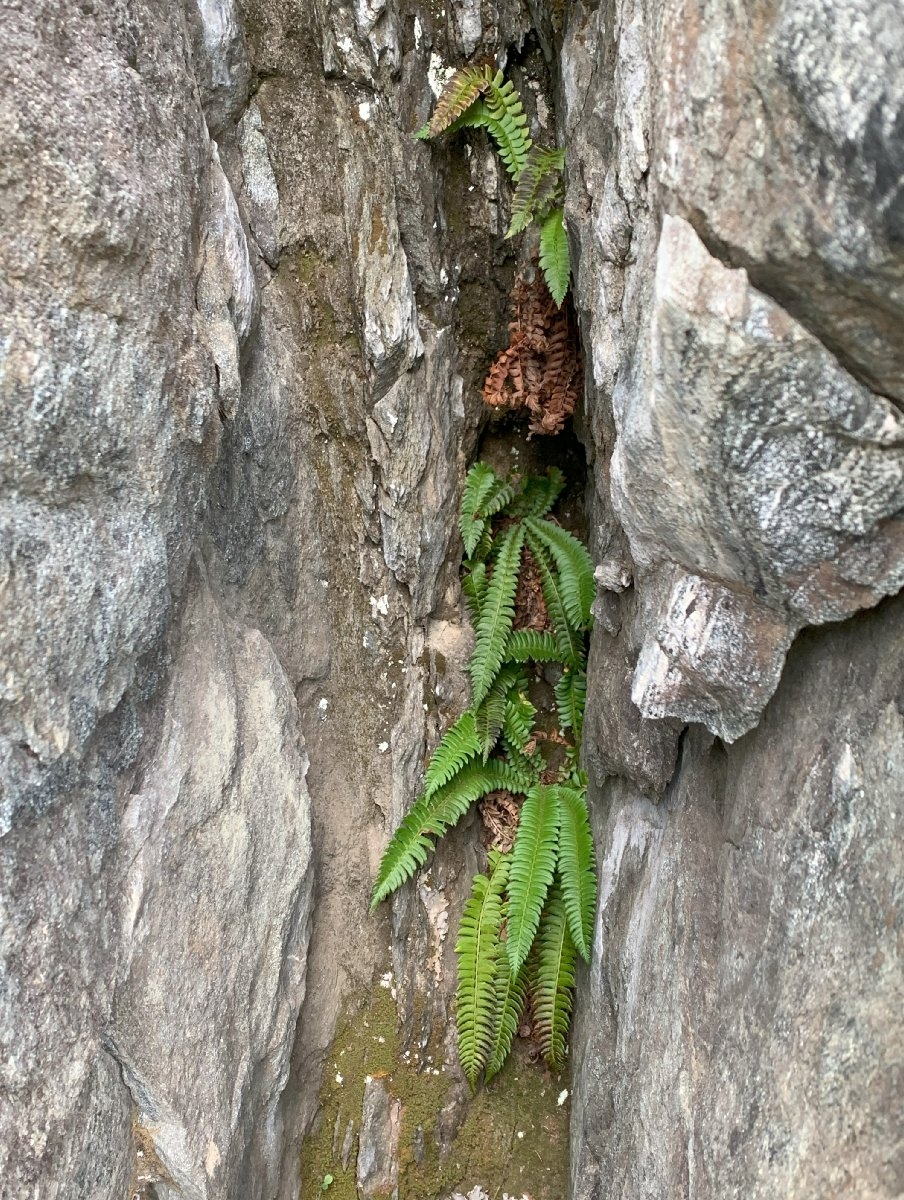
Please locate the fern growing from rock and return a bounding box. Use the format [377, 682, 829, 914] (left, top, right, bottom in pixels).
[372, 462, 597, 1085]
[415, 64, 571, 305]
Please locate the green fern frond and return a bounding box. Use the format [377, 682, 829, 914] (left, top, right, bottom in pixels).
[473, 664, 524, 760]
[506, 146, 565, 238]
[506, 785, 561, 975]
[504, 468, 566, 519]
[485, 948, 528, 1083]
[502, 695, 537, 751]
[482, 71, 532, 180]
[525, 518, 595, 631]
[525, 533, 585, 668]
[424, 711, 481, 797]
[539, 207, 571, 306]
[530, 885, 577, 1071]
[371, 761, 530, 908]
[554, 667, 586, 745]
[470, 523, 525, 707]
[414, 122, 432, 140]
[426, 64, 493, 137]
[554, 786, 597, 962]
[456, 851, 510, 1088]
[462, 561, 487, 623]
[505, 629, 561, 664]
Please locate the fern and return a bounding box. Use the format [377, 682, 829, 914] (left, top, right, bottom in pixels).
[505, 629, 561, 663]
[504, 467, 565, 519]
[525, 533, 584, 667]
[539, 207, 571, 306]
[482, 70, 532, 179]
[485, 950, 528, 1083]
[506, 147, 565, 238]
[525, 517, 595, 630]
[470, 522, 525, 707]
[456, 851, 509, 1088]
[461, 561, 487, 622]
[424, 65, 493, 137]
[555, 786, 596, 962]
[530, 885, 577, 1070]
[424, 711, 481, 797]
[555, 667, 586, 745]
[506, 785, 561, 975]
[371, 760, 530, 908]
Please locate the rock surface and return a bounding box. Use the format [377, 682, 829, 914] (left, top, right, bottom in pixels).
[1, 0, 902, 1198]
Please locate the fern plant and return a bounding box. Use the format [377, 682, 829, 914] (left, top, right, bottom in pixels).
[372, 462, 597, 1086]
[416, 64, 571, 305]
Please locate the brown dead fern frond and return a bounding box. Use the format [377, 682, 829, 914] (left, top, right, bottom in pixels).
[482, 268, 582, 435]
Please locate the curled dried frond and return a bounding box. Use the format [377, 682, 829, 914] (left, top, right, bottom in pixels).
[482, 269, 583, 436]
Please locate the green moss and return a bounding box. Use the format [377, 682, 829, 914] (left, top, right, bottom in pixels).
[299, 980, 569, 1200]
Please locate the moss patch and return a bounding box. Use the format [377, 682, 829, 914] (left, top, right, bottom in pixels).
[299, 981, 569, 1200]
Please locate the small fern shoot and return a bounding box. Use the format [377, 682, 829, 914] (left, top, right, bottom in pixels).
[555, 667, 587, 745]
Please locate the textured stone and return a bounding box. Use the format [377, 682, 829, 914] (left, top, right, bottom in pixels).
[572, 594, 904, 1200]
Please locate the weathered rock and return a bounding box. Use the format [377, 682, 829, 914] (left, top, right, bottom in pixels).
[357, 1077, 402, 1198]
[572, 594, 904, 1200]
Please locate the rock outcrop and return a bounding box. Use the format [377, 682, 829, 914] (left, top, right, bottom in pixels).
[1, 0, 901, 1198]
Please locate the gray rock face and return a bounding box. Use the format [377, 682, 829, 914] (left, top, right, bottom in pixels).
[571, 595, 904, 1200]
[564, 0, 904, 1194]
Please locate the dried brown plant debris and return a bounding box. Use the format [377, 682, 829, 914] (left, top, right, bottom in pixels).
[479, 789, 522, 852]
[482, 268, 582, 436]
[513, 546, 551, 632]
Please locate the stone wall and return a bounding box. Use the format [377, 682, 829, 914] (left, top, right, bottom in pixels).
[1, 1, 901, 1198]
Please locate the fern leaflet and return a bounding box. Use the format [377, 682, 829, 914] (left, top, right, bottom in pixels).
[424, 711, 481, 797]
[539, 207, 571, 306]
[425, 65, 493, 137]
[506, 785, 561, 975]
[470, 522, 525, 707]
[371, 761, 530, 908]
[554, 667, 586, 745]
[455, 851, 509, 1088]
[526, 532, 584, 668]
[506, 146, 565, 238]
[525, 517, 595, 630]
[505, 629, 561, 663]
[485, 947, 528, 1083]
[555, 786, 597, 962]
[530, 885, 577, 1070]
